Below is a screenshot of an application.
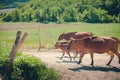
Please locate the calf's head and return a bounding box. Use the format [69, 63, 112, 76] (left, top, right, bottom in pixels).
[55, 42, 59, 49]
[66, 38, 78, 50]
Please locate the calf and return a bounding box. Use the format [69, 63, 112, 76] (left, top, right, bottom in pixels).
[55, 41, 72, 61]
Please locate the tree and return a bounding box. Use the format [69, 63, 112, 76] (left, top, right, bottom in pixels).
[1, 0, 119, 23]
[11, 11, 19, 22]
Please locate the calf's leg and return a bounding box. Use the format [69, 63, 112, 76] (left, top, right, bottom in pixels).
[60, 52, 65, 60]
[67, 52, 72, 61]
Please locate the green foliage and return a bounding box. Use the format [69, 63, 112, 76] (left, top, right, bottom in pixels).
[2, 14, 12, 22]
[0, 13, 7, 21]
[0, 0, 120, 23]
[101, 0, 120, 16]
[82, 6, 113, 23]
[0, 45, 60, 80]
[0, 44, 10, 69]
[12, 54, 59, 80]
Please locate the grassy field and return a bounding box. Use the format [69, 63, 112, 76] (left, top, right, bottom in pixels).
[0, 22, 120, 49]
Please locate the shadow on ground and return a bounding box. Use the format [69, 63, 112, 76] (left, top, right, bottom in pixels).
[68, 65, 120, 72]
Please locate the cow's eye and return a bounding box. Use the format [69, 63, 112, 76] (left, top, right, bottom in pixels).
[66, 47, 69, 49]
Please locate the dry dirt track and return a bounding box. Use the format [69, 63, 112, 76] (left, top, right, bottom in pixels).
[23, 49, 120, 80]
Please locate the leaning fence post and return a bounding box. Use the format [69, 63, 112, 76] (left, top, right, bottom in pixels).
[6, 31, 28, 73]
[9, 31, 21, 63]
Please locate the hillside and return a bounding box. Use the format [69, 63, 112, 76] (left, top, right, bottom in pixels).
[1, 0, 120, 23]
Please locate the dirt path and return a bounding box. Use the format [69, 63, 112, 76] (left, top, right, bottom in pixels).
[23, 49, 120, 80]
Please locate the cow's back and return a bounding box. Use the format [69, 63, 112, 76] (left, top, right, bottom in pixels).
[69, 36, 118, 54]
[58, 32, 93, 41]
[88, 37, 117, 53]
[73, 32, 93, 39]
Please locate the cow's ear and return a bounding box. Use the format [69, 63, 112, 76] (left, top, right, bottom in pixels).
[55, 42, 59, 45]
[60, 33, 62, 36]
[62, 33, 65, 35]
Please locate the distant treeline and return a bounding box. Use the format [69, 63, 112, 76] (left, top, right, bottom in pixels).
[0, 0, 30, 9]
[0, 0, 120, 23]
[0, 0, 29, 3]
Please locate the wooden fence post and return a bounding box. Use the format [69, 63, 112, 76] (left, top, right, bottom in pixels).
[9, 31, 21, 63]
[38, 27, 41, 52]
[6, 31, 28, 72]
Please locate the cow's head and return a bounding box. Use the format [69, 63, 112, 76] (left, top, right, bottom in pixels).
[58, 33, 64, 41]
[66, 38, 77, 50]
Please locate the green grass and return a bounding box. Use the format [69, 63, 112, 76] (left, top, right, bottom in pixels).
[0, 22, 120, 49]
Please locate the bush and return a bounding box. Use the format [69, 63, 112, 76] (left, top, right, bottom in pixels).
[2, 14, 12, 22]
[0, 44, 10, 69]
[0, 45, 60, 80]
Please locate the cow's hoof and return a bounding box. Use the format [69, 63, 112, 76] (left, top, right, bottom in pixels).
[77, 61, 81, 64]
[73, 58, 75, 60]
[106, 63, 110, 66]
[90, 64, 93, 65]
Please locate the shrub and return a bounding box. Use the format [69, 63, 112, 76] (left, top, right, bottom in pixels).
[0, 45, 60, 80]
[2, 14, 12, 22]
[0, 44, 10, 69]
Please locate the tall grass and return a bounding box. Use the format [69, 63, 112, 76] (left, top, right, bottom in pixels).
[0, 22, 120, 49]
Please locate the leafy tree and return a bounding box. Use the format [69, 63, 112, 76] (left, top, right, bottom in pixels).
[1, 0, 119, 23]
[2, 14, 11, 22]
[11, 11, 19, 22]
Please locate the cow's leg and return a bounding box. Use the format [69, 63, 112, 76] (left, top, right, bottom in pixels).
[67, 52, 72, 61]
[111, 50, 120, 64]
[60, 52, 65, 60]
[73, 52, 78, 60]
[77, 53, 84, 64]
[106, 52, 114, 65]
[90, 53, 94, 65]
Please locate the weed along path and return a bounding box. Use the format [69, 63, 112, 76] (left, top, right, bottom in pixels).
[23, 49, 120, 80]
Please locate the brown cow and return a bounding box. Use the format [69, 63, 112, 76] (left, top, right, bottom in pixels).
[58, 31, 93, 59]
[58, 32, 93, 41]
[67, 36, 120, 65]
[55, 41, 72, 61]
